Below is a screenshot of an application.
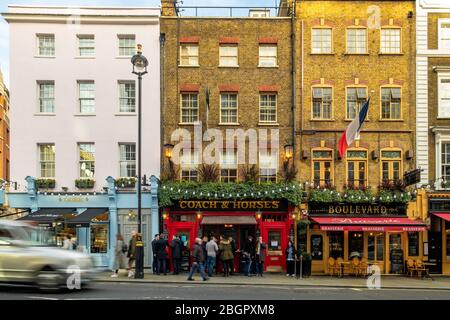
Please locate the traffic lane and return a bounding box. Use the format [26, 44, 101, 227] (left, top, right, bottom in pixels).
[1, 282, 450, 300]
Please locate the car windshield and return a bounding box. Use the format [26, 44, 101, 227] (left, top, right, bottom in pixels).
[1, 225, 57, 246]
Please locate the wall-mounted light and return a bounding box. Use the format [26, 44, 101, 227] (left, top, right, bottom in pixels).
[284, 144, 294, 161]
[291, 213, 297, 220]
[256, 210, 262, 220]
[196, 211, 202, 220]
[164, 143, 174, 160]
[162, 212, 169, 220]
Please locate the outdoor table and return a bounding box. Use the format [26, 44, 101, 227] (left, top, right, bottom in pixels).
[338, 261, 351, 277]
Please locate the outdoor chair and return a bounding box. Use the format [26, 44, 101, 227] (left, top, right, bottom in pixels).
[359, 258, 368, 277]
[336, 257, 345, 277]
[328, 257, 338, 277]
[351, 257, 361, 277]
[406, 259, 416, 277]
[415, 259, 427, 278]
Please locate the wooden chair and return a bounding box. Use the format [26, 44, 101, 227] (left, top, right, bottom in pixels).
[406, 259, 416, 277]
[328, 257, 338, 277]
[336, 257, 345, 277]
[351, 257, 361, 277]
[415, 259, 427, 278]
[359, 258, 368, 277]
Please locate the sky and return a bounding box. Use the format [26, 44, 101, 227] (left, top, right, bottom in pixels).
[0, 0, 278, 87]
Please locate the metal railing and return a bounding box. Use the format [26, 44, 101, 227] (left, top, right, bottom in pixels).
[175, 6, 283, 18]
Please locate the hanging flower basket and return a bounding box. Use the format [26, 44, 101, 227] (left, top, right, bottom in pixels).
[75, 178, 95, 189]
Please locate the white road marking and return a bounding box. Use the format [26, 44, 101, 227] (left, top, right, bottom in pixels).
[351, 288, 363, 291]
[26, 296, 59, 300]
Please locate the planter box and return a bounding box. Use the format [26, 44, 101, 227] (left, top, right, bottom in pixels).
[115, 178, 137, 188]
[35, 179, 56, 189]
[75, 179, 95, 189]
[295, 259, 312, 278]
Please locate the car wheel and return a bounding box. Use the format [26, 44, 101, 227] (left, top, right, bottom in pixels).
[35, 268, 64, 292]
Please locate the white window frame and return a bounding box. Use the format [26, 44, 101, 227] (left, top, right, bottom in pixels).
[380, 28, 401, 54]
[180, 149, 199, 182]
[258, 45, 278, 67]
[38, 144, 55, 178]
[37, 81, 55, 113]
[78, 81, 95, 114]
[438, 72, 450, 118]
[259, 93, 277, 123]
[259, 150, 278, 182]
[220, 93, 238, 124]
[219, 45, 239, 67]
[36, 34, 55, 57]
[180, 93, 199, 124]
[219, 150, 238, 183]
[438, 18, 450, 51]
[346, 28, 367, 54]
[118, 35, 136, 57]
[77, 34, 95, 57]
[380, 86, 402, 120]
[311, 28, 332, 54]
[179, 44, 199, 67]
[346, 87, 367, 120]
[118, 81, 136, 113]
[119, 143, 136, 178]
[312, 87, 333, 120]
[78, 143, 95, 178]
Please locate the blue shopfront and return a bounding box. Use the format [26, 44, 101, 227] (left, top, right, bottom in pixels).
[6, 176, 160, 269]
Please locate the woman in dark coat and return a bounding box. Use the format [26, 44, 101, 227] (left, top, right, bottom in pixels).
[285, 240, 297, 277]
[170, 235, 182, 275]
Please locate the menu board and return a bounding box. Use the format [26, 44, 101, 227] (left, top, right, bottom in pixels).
[311, 235, 323, 260]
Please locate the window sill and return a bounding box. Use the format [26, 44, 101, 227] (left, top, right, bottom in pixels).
[75, 56, 96, 59]
[345, 118, 370, 122]
[379, 119, 404, 122]
[218, 122, 241, 126]
[258, 65, 279, 68]
[34, 55, 56, 59]
[258, 122, 279, 126]
[115, 112, 136, 116]
[310, 53, 335, 55]
[218, 65, 240, 68]
[116, 56, 132, 59]
[74, 113, 96, 117]
[310, 118, 335, 122]
[178, 122, 201, 126]
[178, 64, 200, 68]
[344, 52, 369, 55]
[34, 113, 56, 116]
[437, 117, 450, 120]
[378, 52, 403, 56]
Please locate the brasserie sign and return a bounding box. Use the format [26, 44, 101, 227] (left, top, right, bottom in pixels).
[309, 203, 406, 216]
[174, 200, 288, 212]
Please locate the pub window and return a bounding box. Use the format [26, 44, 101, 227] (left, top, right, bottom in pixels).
[259, 93, 277, 123]
[442, 143, 450, 183]
[180, 149, 199, 182]
[220, 93, 238, 124]
[312, 87, 332, 119]
[380, 28, 401, 54]
[381, 149, 402, 183]
[219, 45, 238, 67]
[90, 224, 108, 254]
[180, 44, 199, 66]
[381, 87, 401, 120]
[258, 44, 277, 67]
[368, 232, 384, 262]
[180, 93, 199, 123]
[328, 232, 344, 259]
[346, 150, 367, 188]
[346, 87, 367, 119]
[349, 232, 364, 259]
[346, 28, 367, 54]
[259, 151, 278, 182]
[312, 149, 333, 187]
[408, 232, 419, 257]
[220, 151, 237, 183]
[268, 231, 281, 251]
[311, 28, 332, 54]
[311, 235, 323, 260]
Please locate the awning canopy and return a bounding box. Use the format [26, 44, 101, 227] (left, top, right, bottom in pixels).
[201, 215, 257, 225]
[311, 216, 427, 232]
[67, 208, 109, 227]
[432, 213, 450, 222]
[17, 208, 77, 227]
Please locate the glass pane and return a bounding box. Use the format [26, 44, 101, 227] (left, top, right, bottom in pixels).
[329, 232, 344, 259]
[310, 235, 323, 260]
[368, 235, 375, 260]
[90, 224, 108, 254]
[381, 151, 401, 158]
[408, 232, 419, 256]
[268, 231, 281, 251]
[347, 150, 367, 158]
[376, 234, 384, 261]
[349, 232, 364, 259]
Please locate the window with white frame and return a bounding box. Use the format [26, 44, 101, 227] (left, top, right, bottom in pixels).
[78, 35, 95, 57]
[381, 87, 401, 119]
[180, 44, 199, 66]
[219, 45, 238, 67]
[442, 143, 450, 183]
[259, 94, 277, 123]
[220, 151, 237, 183]
[380, 28, 401, 54]
[220, 93, 238, 123]
[78, 81, 95, 113]
[38, 82, 55, 113]
[39, 144, 55, 178]
[180, 149, 199, 182]
[346, 28, 367, 54]
[346, 87, 367, 119]
[312, 87, 332, 119]
[119, 82, 136, 112]
[37, 34, 55, 56]
[259, 45, 277, 67]
[438, 74, 450, 118]
[312, 28, 332, 54]
[118, 35, 136, 57]
[79, 143, 95, 178]
[119, 143, 136, 177]
[181, 93, 199, 123]
[439, 20, 450, 51]
[259, 151, 278, 182]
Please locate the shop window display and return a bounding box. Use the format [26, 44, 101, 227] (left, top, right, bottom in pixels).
[408, 232, 419, 257]
[328, 232, 344, 259]
[91, 224, 108, 253]
[311, 235, 323, 260]
[349, 232, 363, 259]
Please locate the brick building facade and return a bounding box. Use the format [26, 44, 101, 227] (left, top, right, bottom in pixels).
[0, 70, 9, 182]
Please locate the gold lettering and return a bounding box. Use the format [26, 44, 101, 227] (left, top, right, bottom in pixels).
[256, 201, 264, 209]
[361, 206, 366, 214]
[343, 206, 349, 214]
[355, 206, 360, 214]
[180, 201, 187, 209]
[210, 201, 217, 209]
[222, 201, 229, 209]
[374, 206, 380, 214]
[367, 206, 373, 214]
[249, 202, 257, 209]
[349, 205, 355, 214]
[381, 206, 387, 214]
[272, 201, 279, 209]
[329, 206, 335, 214]
[264, 201, 271, 209]
[335, 206, 342, 214]
[241, 202, 249, 209]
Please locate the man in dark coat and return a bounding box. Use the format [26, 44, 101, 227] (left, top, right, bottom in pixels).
[151, 234, 159, 274]
[242, 236, 255, 276]
[156, 233, 168, 275]
[187, 238, 208, 281]
[170, 234, 182, 275]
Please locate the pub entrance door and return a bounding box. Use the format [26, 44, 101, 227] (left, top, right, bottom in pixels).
[262, 224, 287, 272]
[428, 231, 442, 274]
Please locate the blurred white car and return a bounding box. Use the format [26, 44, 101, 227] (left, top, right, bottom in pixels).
[0, 220, 96, 291]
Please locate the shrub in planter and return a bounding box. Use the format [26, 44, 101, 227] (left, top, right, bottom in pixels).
[299, 252, 312, 278]
[115, 177, 137, 188]
[75, 178, 95, 189]
[36, 178, 56, 189]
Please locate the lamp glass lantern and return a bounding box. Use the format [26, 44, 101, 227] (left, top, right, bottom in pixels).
[131, 44, 149, 75]
[164, 143, 174, 159]
[284, 144, 294, 160]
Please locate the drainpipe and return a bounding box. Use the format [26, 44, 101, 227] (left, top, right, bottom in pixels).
[160, 33, 166, 175]
[291, 0, 297, 155]
[300, 19, 304, 162]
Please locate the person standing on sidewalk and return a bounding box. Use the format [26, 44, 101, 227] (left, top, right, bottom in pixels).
[127, 230, 137, 278]
[206, 236, 218, 277]
[255, 236, 267, 277]
[151, 234, 160, 274]
[285, 240, 297, 277]
[242, 236, 255, 277]
[156, 233, 168, 275]
[111, 234, 127, 278]
[170, 234, 182, 275]
[228, 236, 237, 275]
[219, 235, 233, 277]
[187, 238, 208, 281]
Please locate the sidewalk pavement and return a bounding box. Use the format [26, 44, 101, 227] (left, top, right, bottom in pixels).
[94, 270, 450, 290]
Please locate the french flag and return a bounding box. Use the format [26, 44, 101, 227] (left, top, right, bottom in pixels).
[338, 98, 370, 158]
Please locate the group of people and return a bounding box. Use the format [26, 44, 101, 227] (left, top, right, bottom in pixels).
[111, 231, 138, 278]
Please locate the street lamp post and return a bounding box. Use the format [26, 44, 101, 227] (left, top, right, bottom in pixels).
[131, 44, 148, 279]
